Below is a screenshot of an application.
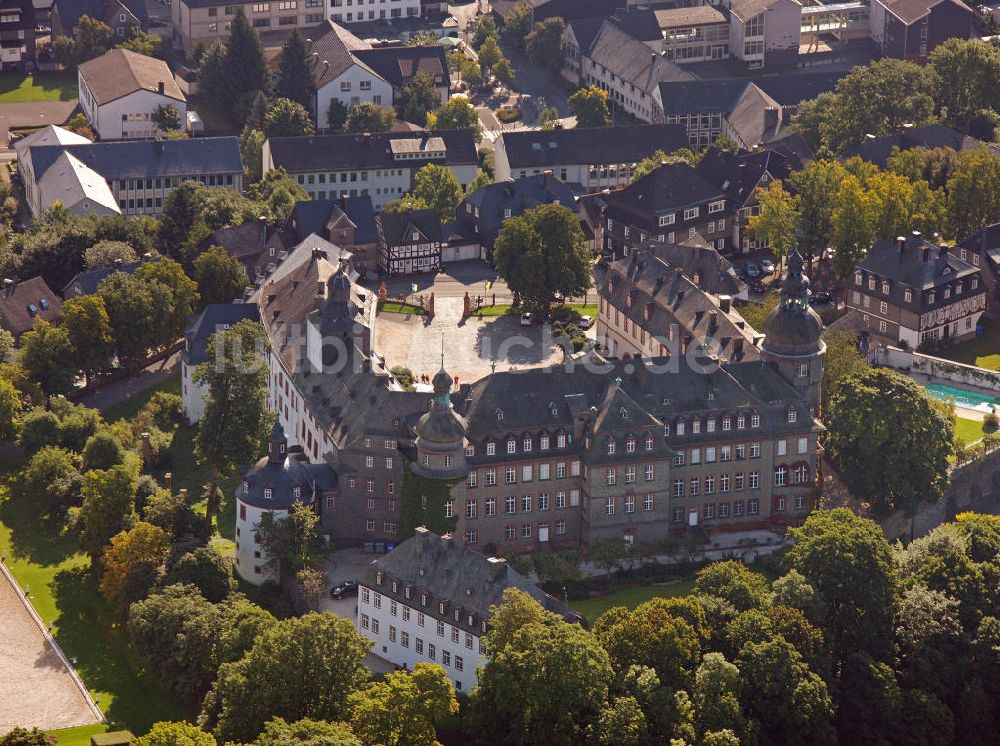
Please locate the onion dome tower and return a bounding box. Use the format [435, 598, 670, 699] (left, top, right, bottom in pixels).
[761, 249, 826, 413]
[412, 344, 469, 480]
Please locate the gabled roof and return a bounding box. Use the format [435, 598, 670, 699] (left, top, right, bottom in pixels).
[266, 130, 478, 173]
[354, 44, 449, 89]
[877, 0, 971, 24]
[654, 5, 727, 28]
[566, 15, 605, 51]
[0, 276, 63, 339]
[286, 195, 378, 245]
[592, 382, 661, 433]
[29, 137, 243, 182]
[842, 124, 1000, 168]
[460, 173, 577, 239]
[730, 0, 801, 22]
[62, 255, 160, 298]
[657, 78, 752, 116]
[603, 161, 725, 225]
[648, 241, 747, 298]
[36, 150, 120, 215]
[858, 235, 980, 291]
[696, 147, 793, 209]
[753, 70, 844, 107]
[499, 124, 688, 170]
[201, 220, 271, 264]
[377, 209, 443, 246]
[310, 21, 379, 88]
[586, 20, 693, 93]
[77, 48, 183, 106]
[13, 125, 89, 161]
[608, 9, 664, 42]
[724, 83, 783, 148]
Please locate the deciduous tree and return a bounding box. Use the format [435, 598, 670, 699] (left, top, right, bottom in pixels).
[79, 460, 139, 565]
[192, 245, 249, 308]
[569, 85, 611, 128]
[135, 258, 200, 346]
[525, 17, 565, 72]
[748, 180, 798, 266]
[432, 97, 480, 137]
[255, 501, 327, 576]
[946, 147, 1000, 241]
[100, 521, 170, 611]
[252, 718, 360, 746]
[264, 97, 315, 138]
[399, 71, 439, 126]
[133, 722, 215, 746]
[502, 3, 532, 48]
[348, 663, 458, 746]
[84, 240, 138, 270]
[344, 102, 395, 133]
[98, 270, 173, 369]
[62, 295, 114, 385]
[18, 320, 76, 396]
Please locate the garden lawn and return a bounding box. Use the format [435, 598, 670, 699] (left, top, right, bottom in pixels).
[937, 322, 1000, 370]
[472, 304, 517, 317]
[49, 724, 111, 745]
[955, 417, 988, 444]
[102, 376, 182, 424]
[0, 464, 192, 735]
[0, 74, 78, 102]
[571, 579, 696, 623]
[379, 301, 427, 315]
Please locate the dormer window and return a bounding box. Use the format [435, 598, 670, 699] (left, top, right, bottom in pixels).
[421, 593, 427, 606]
[465, 445, 475, 457]
[658, 213, 675, 226]
[751, 413, 760, 428]
[454, 608, 460, 621]
[722, 416, 731, 431]
[692, 420, 701, 434]
[405, 586, 412, 599]
[626, 437, 636, 453]
[507, 439, 516, 454]
[263, 488, 272, 499]
[540, 435, 550, 450]
[607, 439, 616, 455]
[855, 272, 862, 285]
[293, 486, 301, 499]
[495, 408, 504, 420]
[523, 437, 532, 452]
[376, 571, 384, 585]
[868, 277, 876, 290]
[557, 433, 567, 448]
[944, 287, 951, 299]
[676, 421, 686, 436]
[882, 281, 890, 294]
[788, 410, 798, 423]
[645, 434, 654, 450]
[392, 580, 398, 593]
[973, 277, 979, 289]
[486, 441, 496, 456]
[503, 207, 512, 219]
[243, 481, 249, 494]
[439, 602, 445, 614]
[928, 291, 936, 304]
[904, 289, 913, 303]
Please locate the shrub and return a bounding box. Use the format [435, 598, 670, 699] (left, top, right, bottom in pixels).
[143, 392, 184, 430]
[19, 446, 83, 516]
[17, 408, 61, 454]
[141, 426, 174, 468]
[496, 107, 522, 124]
[82, 430, 127, 472]
[390, 365, 416, 391]
[984, 411, 998, 433]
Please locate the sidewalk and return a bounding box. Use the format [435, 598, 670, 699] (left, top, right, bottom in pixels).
[76, 351, 180, 413]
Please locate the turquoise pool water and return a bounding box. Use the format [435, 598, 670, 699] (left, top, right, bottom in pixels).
[924, 382, 1000, 412]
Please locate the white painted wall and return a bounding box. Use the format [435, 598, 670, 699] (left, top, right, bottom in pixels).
[234, 497, 288, 585]
[315, 65, 393, 126]
[357, 585, 486, 692]
[80, 83, 188, 141]
[182, 360, 208, 424]
[327, 0, 421, 24]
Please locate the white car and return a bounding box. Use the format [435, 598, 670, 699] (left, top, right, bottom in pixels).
[578, 315, 594, 329]
[520, 312, 534, 326]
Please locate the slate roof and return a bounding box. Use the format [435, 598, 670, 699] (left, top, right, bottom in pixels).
[458, 173, 577, 244]
[266, 129, 478, 173]
[377, 208, 443, 246]
[12, 125, 89, 162]
[286, 196, 378, 245]
[566, 15, 604, 50]
[499, 124, 689, 170]
[310, 21, 377, 88]
[843, 124, 1000, 168]
[0, 276, 63, 339]
[29, 137, 243, 182]
[362, 528, 577, 628]
[36, 150, 119, 214]
[657, 71, 842, 117]
[753, 70, 845, 107]
[354, 44, 449, 89]
[239, 426, 338, 510]
[78, 48, 183, 106]
[602, 162, 725, 228]
[201, 220, 271, 265]
[183, 302, 260, 367]
[55, 0, 145, 27]
[609, 9, 663, 42]
[62, 255, 159, 298]
[724, 84, 782, 148]
[696, 147, 793, 209]
[878, 0, 969, 24]
[648, 241, 747, 298]
[600, 251, 760, 363]
[587, 20, 693, 93]
[858, 235, 980, 291]
[730, 0, 798, 22]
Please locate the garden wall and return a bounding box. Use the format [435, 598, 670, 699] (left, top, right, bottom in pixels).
[873, 345, 1000, 391]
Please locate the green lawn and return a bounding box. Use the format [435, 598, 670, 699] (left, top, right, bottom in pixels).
[473, 304, 517, 317]
[379, 301, 427, 315]
[571, 579, 696, 623]
[955, 416, 989, 444]
[937, 321, 1000, 370]
[0, 73, 78, 102]
[103, 376, 182, 424]
[49, 724, 111, 745]
[0, 464, 193, 735]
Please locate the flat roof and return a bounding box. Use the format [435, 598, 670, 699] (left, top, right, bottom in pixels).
[655, 5, 728, 27]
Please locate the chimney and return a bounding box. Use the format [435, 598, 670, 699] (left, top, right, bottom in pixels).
[486, 556, 508, 583]
[164, 472, 172, 492]
[896, 235, 906, 257]
[709, 310, 718, 333]
[179, 488, 188, 502]
[922, 246, 930, 263]
[157, 81, 165, 95]
[719, 294, 732, 314]
[504, 178, 514, 196]
[543, 169, 552, 188]
[316, 281, 326, 299]
[939, 245, 948, 261]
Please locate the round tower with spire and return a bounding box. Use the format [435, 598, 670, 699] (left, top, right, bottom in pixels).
[412, 343, 469, 480]
[761, 249, 826, 414]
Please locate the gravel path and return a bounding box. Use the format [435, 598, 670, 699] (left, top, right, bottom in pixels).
[0, 566, 102, 732]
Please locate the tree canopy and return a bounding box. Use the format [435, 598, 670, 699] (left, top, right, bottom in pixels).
[568, 86, 611, 128]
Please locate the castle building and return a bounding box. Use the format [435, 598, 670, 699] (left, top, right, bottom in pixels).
[218, 240, 825, 585]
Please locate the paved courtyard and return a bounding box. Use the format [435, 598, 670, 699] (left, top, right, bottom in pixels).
[0, 566, 102, 732]
[374, 296, 563, 384]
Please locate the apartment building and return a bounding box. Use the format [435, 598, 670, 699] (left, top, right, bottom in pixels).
[172, 0, 325, 51]
[870, 0, 973, 61]
[262, 129, 478, 210]
[847, 232, 986, 347]
[328, 0, 420, 24]
[0, 0, 35, 70]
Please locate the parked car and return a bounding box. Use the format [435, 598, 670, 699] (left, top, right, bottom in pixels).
[741, 261, 761, 279]
[759, 258, 775, 275]
[330, 580, 358, 599]
[578, 315, 595, 329]
[520, 312, 534, 326]
[810, 291, 832, 305]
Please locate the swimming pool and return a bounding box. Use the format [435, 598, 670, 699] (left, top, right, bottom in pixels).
[924, 382, 1000, 412]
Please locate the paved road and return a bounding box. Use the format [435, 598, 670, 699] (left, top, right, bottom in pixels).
[76, 351, 181, 414]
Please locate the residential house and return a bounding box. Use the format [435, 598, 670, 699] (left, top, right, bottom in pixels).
[492, 123, 689, 190]
[0, 276, 63, 340]
[846, 232, 986, 347]
[843, 123, 1000, 168]
[0, 0, 35, 70]
[77, 48, 187, 140]
[358, 528, 577, 692]
[870, 0, 974, 61]
[196, 219, 283, 280]
[52, 0, 146, 39]
[24, 136, 243, 218]
[262, 129, 478, 211]
[284, 195, 378, 276]
[957, 225, 1000, 319]
[695, 146, 795, 255]
[310, 22, 448, 124]
[171, 0, 325, 51]
[182, 302, 261, 423]
[62, 253, 159, 298]
[579, 19, 694, 122]
[597, 246, 759, 362]
[455, 172, 577, 261]
[725, 0, 802, 70]
[600, 161, 732, 259]
[377, 208, 442, 275]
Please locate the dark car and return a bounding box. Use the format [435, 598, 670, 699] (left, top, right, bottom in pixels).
[741, 261, 761, 279]
[330, 580, 359, 599]
[810, 291, 832, 305]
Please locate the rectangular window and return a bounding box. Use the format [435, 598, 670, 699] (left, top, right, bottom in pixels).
[606, 496, 615, 515]
[625, 495, 635, 513]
